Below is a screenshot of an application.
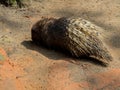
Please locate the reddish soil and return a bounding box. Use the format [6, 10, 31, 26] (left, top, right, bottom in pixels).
[0, 0, 120, 90]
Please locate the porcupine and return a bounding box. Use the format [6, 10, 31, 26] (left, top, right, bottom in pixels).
[31, 17, 112, 65]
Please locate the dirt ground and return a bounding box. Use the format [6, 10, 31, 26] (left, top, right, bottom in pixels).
[0, 0, 120, 90]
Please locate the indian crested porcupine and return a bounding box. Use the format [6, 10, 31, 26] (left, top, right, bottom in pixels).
[31, 17, 112, 65]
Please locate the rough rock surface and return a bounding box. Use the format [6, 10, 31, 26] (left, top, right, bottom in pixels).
[0, 0, 120, 90]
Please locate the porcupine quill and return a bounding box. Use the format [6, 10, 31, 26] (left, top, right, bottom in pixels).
[31, 17, 112, 66]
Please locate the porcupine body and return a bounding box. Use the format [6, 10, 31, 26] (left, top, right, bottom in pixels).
[31, 17, 112, 65]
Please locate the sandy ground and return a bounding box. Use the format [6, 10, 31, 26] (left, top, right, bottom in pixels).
[0, 0, 120, 90]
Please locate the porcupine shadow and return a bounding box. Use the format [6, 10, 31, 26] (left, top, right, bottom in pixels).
[22, 40, 108, 67]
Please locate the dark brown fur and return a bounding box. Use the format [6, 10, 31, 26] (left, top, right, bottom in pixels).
[31, 17, 112, 65]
